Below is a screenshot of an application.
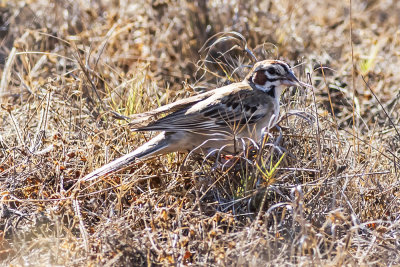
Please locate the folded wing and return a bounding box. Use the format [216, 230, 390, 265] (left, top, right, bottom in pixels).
[136, 83, 272, 136]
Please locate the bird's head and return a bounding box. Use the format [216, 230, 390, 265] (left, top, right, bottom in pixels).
[246, 60, 301, 97]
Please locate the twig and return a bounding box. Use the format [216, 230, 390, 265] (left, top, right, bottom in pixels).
[307, 73, 322, 173]
[72, 197, 89, 253]
[30, 89, 52, 153]
[320, 62, 341, 151]
[0, 47, 16, 102]
[361, 75, 400, 141]
[349, 0, 359, 156]
[1, 105, 24, 148]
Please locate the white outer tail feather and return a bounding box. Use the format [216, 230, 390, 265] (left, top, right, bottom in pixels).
[82, 133, 169, 181]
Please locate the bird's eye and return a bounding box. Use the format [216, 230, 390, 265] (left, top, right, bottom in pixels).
[267, 68, 277, 75]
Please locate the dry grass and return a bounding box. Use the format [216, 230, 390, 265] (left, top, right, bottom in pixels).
[1, 0, 400, 266]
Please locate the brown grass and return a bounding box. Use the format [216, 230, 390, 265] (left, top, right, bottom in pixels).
[1, 0, 400, 266]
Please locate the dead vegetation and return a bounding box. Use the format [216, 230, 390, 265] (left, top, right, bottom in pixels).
[0, 0, 400, 266]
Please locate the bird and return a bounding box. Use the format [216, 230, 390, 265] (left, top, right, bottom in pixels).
[82, 60, 301, 181]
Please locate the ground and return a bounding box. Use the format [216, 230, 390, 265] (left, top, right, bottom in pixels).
[0, 0, 399, 266]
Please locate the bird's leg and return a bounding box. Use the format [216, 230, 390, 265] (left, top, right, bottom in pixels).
[271, 125, 296, 159]
[270, 125, 285, 156]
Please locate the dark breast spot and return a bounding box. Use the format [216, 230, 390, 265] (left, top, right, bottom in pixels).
[267, 85, 275, 98]
[253, 70, 267, 85]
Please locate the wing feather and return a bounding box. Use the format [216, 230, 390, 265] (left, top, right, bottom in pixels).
[128, 89, 215, 128]
[137, 83, 273, 134]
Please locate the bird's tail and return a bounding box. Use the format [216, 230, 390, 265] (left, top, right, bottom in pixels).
[81, 132, 170, 181]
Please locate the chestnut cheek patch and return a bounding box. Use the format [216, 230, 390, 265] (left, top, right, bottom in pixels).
[253, 70, 267, 86]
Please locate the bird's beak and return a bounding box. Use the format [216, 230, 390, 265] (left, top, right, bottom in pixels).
[282, 71, 301, 86]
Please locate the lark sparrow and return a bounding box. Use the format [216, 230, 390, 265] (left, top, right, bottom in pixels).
[83, 60, 300, 181]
